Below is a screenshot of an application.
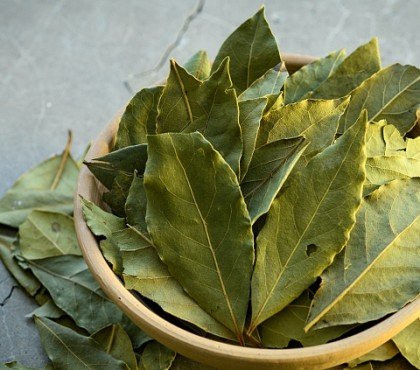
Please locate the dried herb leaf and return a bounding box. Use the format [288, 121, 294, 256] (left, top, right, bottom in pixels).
[144, 133, 253, 342]
[250, 111, 367, 331]
[347, 342, 399, 367]
[393, 319, 420, 369]
[307, 179, 420, 330]
[141, 341, 176, 370]
[125, 173, 148, 235]
[212, 8, 281, 92]
[184, 50, 211, 80]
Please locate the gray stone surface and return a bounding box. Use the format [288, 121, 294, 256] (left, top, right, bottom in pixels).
[0, 0, 418, 367]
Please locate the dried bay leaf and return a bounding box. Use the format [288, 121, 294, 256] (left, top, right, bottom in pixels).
[260, 292, 351, 348]
[406, 137, 420, 159]
[250, 111, 367, 331]
[92, 325, 137, 370]
[35, 317, 128, 370]
[170, 356, 216, 370]
[310, 38, 381, 100]
[114, 86, 164, 149]
[118, 227, 236, 341]
[144, 132, 254, 342]
[339, 64, 420, 134]
[125, 175, 148, 235]
[157, 59, 242, 175]
[0, 362, 53, 370]
[306, 179, 420, 330]
[19, 210, 81, 260]
[347, 342, 399, 367]
[184, 50, 211, 80]
[211, 8, 281, 93]
[241, 137, 308, 223]
[141, 341, 176, 370]
[102, 172, 133, 217]
[393, 319, 420, 369]
[284, 49, 346, 104]
[28, 299, 65, 319]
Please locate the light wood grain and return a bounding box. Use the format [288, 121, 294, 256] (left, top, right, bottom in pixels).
[74, 55, 420, 370]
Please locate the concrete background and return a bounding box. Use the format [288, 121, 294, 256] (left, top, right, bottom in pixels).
[0, 0, 419, 366]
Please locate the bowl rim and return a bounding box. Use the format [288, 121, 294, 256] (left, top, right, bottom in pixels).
[74, 54, 420, 370]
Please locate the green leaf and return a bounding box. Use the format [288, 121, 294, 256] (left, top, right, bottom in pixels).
[0, 238, 41, 296]
[241, 137, 308, 223]
[260, 292, 351, 348]
[119, 227, 236, 341]
[306, 179, 420, 330]
[170, 356, 216, 370]
[238, 66, 287, 102]
[125, 176, 148, 235]
[250, 111, 367, 331]
[157, 59, 242, 175]
[0, 190, 74, 228]
[85, 144, 147, 189]
[0, 362, 52, 370]
[144, 132, 254, 342]
[35, 317, 128, 370]
[284, 49, 346, 104]
[141, 341, 176, 370]
[28, 299, 65, 319]
[238, 98, 267, 180]
[393, 319, 420, 369]
[310, 38, 381, 100]
[184, 50, 211, 80]
[114, 86, 164, 149]
[19, 210, 81, 260]
[347, 342, 399, 367]
[339, 64, 420, 134]
[212, 7, 281, 92]
[92, 325, 137, 370]
[261, 98, 349, 169]
[406, 137, 420, 159]
[366, 120, 387, 157]
[102, 172, 134, 217]
[383, 125, 406, 156]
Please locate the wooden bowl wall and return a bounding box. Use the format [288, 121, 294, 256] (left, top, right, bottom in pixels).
[74, 54, 420, 370]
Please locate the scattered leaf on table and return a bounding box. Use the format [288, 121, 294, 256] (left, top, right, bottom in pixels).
[284, 49, 346, 104]
[119, 227, 236, 341]
[19, 210, 81, 260]
[393, 319, 420, 369]
[184, 50, 211, 80]
[241, 137, 308, 223]
[250, 111, 367, 331]
[115, 86, 164, 149]
[339, 64, 420, 134]
[27, 299, 65, 319]
[211, 7, 281, 93]
[157, 58, 242, 175]
[347, 342, 399, 367]
[141, 341, 176, 370]
[0, 362, 53, 370]
[310, 38, 381, 100]
[144, 132, 254, 342]
[238, 97, 267, 180]
[307, 179, 420, 330]
[35, 317, 128, 370]
[260, 292, 351, 348]
[92, 324, 137, 370]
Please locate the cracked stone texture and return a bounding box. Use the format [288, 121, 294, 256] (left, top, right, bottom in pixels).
[0, 0, 418, 367]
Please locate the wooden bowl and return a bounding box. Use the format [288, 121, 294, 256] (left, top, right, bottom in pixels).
[74, 54, 420, 370]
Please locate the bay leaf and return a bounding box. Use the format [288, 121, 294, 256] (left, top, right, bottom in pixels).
[211, 7, 281, 93]
[347, 342, 399, 367]
[238, 66, 287, 103]
[102, 171, 134, 217]
[0, 238, 40, 296]
[28, 299, 65, 319]
[144, 132, 254, 342]
[35, 317, 128, 370]
[250, 111, 367, 331]
[170, 356, 216, 370]
[339, 64, 420, 134]
[19, 210, 81, 260]
[141, 341, 176, 370]
[184, 50, 211, 80]
[284, 49, 346, 104]
[85, 144, 147, 190]
[241, 137, 308, 223]
[238, 97, 267, 180]
[310, 38, 381, 100]
[383, 125, 406, 156]
[157, 58, 242, 175]
[366, 120, 387, 157]
[393, 319, 420, 369]
[0, 190, 73, 228]
[118, 227, 236, 341]
[406, 137, 420, 159]
[306, 179, 420, 330]
[125, 175, 148, 235]
[114, 86, 164, 149]
[260, 291, 351, 348]
[0, 362, 52, 370]
[263, 98, 349, 169]
[92, 324, 137, 370]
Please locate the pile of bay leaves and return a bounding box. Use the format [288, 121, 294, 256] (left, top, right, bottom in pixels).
[0, 8, 419, 370]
